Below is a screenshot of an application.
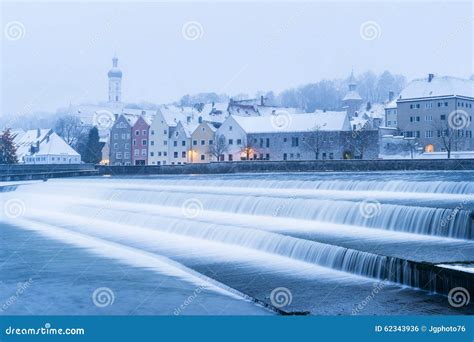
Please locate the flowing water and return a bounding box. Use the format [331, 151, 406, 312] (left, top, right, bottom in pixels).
[1, 171, 473, 315]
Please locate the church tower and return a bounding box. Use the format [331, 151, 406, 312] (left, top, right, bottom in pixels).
[108, 55, 122, 104]
[342, 70, 363, 119]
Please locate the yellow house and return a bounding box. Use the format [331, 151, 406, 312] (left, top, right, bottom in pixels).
[190, 121, 218, 163]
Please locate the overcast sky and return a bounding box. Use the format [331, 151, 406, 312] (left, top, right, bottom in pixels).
[1, 0, 473, 116]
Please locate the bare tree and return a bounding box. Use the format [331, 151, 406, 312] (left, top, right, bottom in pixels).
[208, 134, 228, 162]
[54, 115, 88, 148]
[240, 138, 257, 160]
[404, 137, 421, 159]
[432, 118, 463, 159]
[304, 124, 326, 159]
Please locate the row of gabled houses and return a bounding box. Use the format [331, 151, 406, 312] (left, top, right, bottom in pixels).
[107, 107, 379, 166]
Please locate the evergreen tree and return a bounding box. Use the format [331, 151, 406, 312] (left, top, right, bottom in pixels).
[0, 129, 18, 164]
[82, 127, 103, 164]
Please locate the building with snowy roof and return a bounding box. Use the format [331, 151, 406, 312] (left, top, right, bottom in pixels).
[14, 129, 81, 164]
[216, 111, 378, 161]
[395, 74, 474, 154]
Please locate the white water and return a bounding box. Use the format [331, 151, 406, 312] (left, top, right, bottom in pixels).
[2, 172, 473, 300]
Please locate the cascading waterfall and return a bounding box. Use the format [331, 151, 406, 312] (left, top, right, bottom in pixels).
[2, 172, 474, 299]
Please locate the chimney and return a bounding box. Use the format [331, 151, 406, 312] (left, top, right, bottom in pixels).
[428, 74, 434, 82]
[187, 116, 191, 124]
[388, 91, 394, 102]
[198, 116, 203, 124]
[260, 95, 264, 106]
[36, 128, 40, 138]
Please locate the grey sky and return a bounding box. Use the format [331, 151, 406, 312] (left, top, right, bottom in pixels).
[1, 1, 473, 116]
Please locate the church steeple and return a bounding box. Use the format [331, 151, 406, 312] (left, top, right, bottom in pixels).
[343, 69, 363, 119]
[108, 54, 122, 103]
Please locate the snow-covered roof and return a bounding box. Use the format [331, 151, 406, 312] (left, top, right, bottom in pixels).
[358, 103, 385, 119]
[343, 90, 363, 101]
[398, 75, 474, 100]
[385, 98, 398, 109]
[231, 111, 351, 134]
[14, 129, 53, 160]
[34, 132, 80, 157]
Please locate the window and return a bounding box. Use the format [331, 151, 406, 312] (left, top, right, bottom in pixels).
[440, 115, 446, 120]
[135, 130, 140, 136]
[142, 149, 147, 156]
[266, 138, 270, 148]
[113, 134, 118, 140]
[182, 151, 186, 158]
[444, 102, 448, 107]
[329, 153, 334, 160]
[467, 131, 472, 138]
[193, 140, 197, 145]
[134, 149, 139, 156]
[201, 155, 205, 161]
[173, 141, 177, 147]
[229, 126, 233, 131]
[151, 130, 155, 135]
[164, 152, 167, 156]
[425, 131, 433, 138]
[416, 116, 420, 122]
[133, 139, 136, 146]
[425, 115, 432, 121]
[283, 153, 287, 160]
[228, 139, 233, 145]
[150, 152, 154, 157]
[121, 133, 126, 139]
[265, 154, 270, 160]
[113, 143, 118, 149]
[201, 140, 205, 145]
[259, 138, 264, 148]
[228, 154, 233, 161]
[142, 139, 147, 146]
[158, 152, 162, 156]
[164, 141, 168, 145]
[322, 153, 327, 160]
[237, 139, 242, 145]
[124, 152, 130, 159]
[209, 140, 213, 145]
[127, 133, 130, 139]
[283, 137, 287, 143]
[164, 130, 167, 135]
[116, 152, 122, 159]
[174, 152, 178, 158]
[151, 141, 154, 146]
[125, 143, 130, 149]
[143, 130, 147, 135]
[291, 137, 299, 147]
[182, 141, 186, 146]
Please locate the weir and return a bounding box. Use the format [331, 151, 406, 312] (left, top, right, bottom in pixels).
[2, 171, 473, 314]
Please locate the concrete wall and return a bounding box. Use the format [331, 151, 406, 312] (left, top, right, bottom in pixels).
[97, 158, 474, 175]
[0, 164, 97, 181]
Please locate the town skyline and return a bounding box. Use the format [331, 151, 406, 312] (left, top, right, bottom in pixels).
[2, 1, 473, 116]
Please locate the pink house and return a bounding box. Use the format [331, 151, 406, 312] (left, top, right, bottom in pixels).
[131, 116, 150, 165]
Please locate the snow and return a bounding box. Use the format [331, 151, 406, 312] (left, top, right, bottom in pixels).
[34, 132, 80, 157]
[342, 90, 362, 101]
[231, 111, 351, 134]
[399, 75, 474, 100]
[14, 129, 53, 160]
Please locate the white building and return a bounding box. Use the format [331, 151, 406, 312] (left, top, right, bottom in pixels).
[14, 129, 81, 164]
